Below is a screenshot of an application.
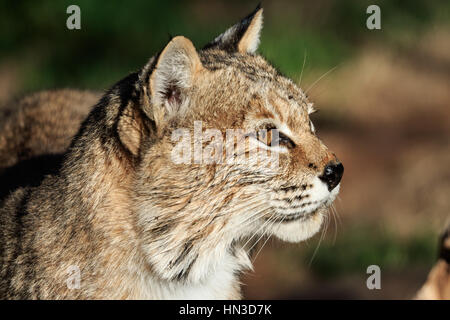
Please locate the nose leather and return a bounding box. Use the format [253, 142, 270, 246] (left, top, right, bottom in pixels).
[320, 162, 344, 191]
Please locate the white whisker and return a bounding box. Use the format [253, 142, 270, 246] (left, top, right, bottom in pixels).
[304, 65, 340, 95]
[253, 214, 286, 262]
[308, 212, 328, 267]
[298, 50, 307, 87]
[242, 211, 277, 250]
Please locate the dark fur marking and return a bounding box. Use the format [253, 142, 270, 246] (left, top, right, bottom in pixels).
[4, 188, 33, 298]
[149, 219, 175, 236]
[169, 240, 193, 269]
[174, 253, 198, 281]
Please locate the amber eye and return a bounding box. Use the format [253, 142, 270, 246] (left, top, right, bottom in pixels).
[256, 125, 295, 149]
[273, 131, 295, 148]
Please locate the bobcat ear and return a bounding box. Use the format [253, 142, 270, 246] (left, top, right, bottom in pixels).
[141, 36, 203, 120]
[203, 5, 263, 54]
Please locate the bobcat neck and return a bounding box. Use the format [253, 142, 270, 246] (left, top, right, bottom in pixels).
[37, 113, 245, 299]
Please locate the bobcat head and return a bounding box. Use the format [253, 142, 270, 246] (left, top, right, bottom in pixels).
[103, 6, 343, 283]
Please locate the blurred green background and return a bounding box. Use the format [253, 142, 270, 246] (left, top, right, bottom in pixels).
[1, 0, 449, 299]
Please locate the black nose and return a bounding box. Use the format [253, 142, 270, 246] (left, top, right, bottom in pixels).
[320, 162, 344, 191]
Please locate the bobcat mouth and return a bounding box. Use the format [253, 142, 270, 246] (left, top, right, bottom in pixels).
[267, 208, 320, 223]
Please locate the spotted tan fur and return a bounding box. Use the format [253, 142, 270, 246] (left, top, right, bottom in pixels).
[0, 6, 342, 299]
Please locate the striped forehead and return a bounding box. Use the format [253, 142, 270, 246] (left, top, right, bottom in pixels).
[200, 50, 313, 128]
[260, 86, 311, 130]
[200, 50, 278, 81]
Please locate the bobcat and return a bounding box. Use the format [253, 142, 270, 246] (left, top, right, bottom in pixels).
[0, 7, 343, 299]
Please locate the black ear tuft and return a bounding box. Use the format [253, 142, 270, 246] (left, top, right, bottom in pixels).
[203, 5, 263, 54]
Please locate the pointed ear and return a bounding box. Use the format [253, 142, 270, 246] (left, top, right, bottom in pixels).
[203, 5, 263, 54]
[141, 36, 203, 121]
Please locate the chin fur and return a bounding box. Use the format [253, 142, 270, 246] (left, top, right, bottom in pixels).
[270, 208, 325, 243]
[268, 181, 340, 243]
